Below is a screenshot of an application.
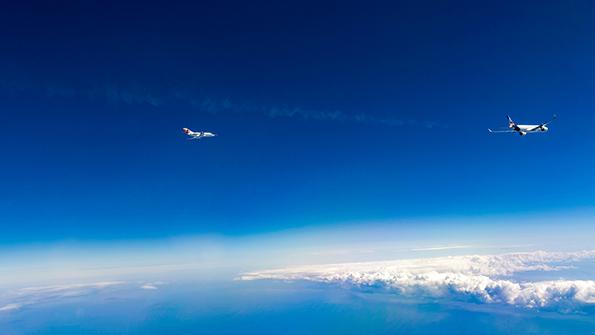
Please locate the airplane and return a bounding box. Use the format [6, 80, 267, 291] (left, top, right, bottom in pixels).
[488, 115, 557, 136]
[182, 128, 216, 140]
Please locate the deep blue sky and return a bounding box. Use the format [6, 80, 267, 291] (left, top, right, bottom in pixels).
[2, 1, 595, 243]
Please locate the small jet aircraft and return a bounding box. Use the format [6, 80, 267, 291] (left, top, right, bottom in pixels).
[488, 115, 557, 136]
[183, 128, 216, 140]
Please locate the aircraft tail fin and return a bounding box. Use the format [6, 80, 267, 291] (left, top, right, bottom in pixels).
[182, 128, 192, 135]
[507, 115, 516, 128]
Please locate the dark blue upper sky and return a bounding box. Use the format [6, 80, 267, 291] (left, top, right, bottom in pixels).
[2, 1, 595, 243]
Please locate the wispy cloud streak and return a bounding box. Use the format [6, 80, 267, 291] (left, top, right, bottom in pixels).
[411, 245, 472, 251]
[0, 281, 125, 313]
[1, 79, 445, 128]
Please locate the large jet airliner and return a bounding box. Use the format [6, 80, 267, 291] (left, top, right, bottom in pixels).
[489, 115, 556, 136]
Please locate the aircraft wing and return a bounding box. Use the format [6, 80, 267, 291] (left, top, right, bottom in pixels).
[488, 128, 515, 133]
[528, 114, 557, 132]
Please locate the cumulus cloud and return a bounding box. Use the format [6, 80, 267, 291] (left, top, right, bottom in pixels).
[240, 250, 595, 310]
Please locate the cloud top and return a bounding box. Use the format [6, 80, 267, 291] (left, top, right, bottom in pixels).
[240, 250, 595, 310]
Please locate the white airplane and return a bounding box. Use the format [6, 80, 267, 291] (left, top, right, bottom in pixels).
[183, 128, 216, 140]
[488, 115, 557, 136]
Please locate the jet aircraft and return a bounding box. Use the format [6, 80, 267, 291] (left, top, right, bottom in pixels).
[488, 115, 556, 136]
[183, 128, 216, 140]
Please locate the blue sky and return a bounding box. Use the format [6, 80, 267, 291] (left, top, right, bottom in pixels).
[1, 0, 595, 247]
[2, 7, 595, 334]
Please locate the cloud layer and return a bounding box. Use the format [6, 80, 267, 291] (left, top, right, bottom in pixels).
[0, 281, 125, 313]
[240, 250, 595, 310]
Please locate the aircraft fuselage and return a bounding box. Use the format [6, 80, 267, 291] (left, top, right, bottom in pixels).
[512, 124, 548, 135]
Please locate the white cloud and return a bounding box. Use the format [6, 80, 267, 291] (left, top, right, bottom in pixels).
[240, 250, 595, 310]
[0, 303, 21, 312]
[16, 281, 125, 295]
[140, 283, 158, 290]
[140, 281, 166, 290]
[0, 281, 125, 313]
